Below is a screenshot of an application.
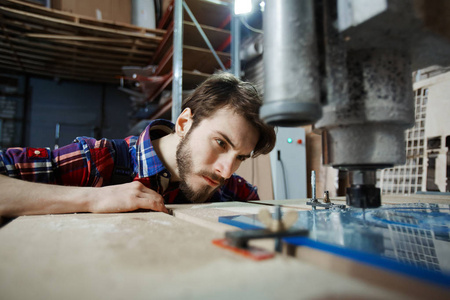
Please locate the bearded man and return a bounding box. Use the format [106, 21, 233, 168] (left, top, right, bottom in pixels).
[0, 72, 276, 217]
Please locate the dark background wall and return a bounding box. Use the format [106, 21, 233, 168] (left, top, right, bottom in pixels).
[19, 76, 131, 148]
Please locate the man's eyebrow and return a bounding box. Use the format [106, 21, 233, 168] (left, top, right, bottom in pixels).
[217, 131, 235, 148]
[217, 131, 252, 158]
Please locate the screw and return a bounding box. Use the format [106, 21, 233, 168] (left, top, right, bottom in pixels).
[323, 191, 330, 203]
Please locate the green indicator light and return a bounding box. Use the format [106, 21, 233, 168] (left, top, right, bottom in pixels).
[287, 138, 293, 144]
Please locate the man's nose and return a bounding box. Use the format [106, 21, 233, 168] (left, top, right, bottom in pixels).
[215, 154, 236, 179]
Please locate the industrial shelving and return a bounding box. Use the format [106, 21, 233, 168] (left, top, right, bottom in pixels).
[0, 0, 164, 83]
[0, 0, 238, 134]
[128, 0, 235, 128]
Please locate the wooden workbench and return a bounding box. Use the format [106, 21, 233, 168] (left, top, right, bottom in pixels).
[0, 199, 448, 299]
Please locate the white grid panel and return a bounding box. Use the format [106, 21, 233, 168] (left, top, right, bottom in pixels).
[382, 205, 441, 272]
[380, 88, 428, 195]
[387, 224, 440, 272]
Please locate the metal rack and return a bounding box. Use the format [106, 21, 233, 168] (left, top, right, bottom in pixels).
[125, 0, 235, 130]
[171, 0, 238, 121]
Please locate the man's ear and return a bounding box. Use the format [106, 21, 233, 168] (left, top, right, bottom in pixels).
[175, 108, 193, 137]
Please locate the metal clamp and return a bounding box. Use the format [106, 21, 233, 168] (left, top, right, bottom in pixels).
[225, 206, 308, 252]
[306, 171, 346, 210]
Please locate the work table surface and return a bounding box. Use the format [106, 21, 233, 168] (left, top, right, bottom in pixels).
[0, 201, 439, 300]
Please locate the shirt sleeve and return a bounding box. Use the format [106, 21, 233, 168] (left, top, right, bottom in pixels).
[0, 137, 115, 187]
[216, 174, 260, 202]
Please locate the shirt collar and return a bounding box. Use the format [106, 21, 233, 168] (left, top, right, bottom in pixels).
[133, 119, 174, 178]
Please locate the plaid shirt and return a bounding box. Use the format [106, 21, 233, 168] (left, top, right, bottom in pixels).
[0, 119, 259, 204]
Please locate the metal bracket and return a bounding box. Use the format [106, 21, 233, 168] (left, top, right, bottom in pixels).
[306, 199, 346, 210]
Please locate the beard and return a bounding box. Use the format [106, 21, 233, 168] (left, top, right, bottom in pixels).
[176, 130, 224, 203]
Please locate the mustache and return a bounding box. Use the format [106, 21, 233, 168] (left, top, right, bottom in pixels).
[198, 171, 225, 185]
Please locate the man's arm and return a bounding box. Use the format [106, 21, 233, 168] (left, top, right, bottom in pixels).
[0, 175, 168, 217]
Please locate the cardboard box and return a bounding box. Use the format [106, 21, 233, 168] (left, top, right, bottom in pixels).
[53, 0, 131, 24]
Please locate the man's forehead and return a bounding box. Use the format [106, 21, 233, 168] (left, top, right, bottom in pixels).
[199, 110, 246, 133]
[199, 113, 258, 151]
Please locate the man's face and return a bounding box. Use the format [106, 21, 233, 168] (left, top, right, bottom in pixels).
[176, 107, 259, 203]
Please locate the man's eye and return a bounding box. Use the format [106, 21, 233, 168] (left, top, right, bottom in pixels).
[216, 139, 226, 148]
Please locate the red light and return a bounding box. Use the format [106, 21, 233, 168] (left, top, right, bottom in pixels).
[297, 139, 302, 144]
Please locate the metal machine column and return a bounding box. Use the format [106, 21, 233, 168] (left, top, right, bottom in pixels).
[231, 12, 241, 78]
[172, 0, 183, 122]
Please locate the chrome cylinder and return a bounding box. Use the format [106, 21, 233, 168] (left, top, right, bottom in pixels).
[261, 0, 322, 126]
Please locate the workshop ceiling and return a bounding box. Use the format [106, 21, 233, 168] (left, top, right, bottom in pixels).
[0, 0, 165, 83]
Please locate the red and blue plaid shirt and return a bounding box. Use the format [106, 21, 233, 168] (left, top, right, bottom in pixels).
[0, 119, 259, 204]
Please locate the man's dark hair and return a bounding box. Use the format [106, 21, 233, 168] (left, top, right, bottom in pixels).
[182, 72, 276, 157]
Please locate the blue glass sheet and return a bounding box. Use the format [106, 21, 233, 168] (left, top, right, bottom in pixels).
[219, 203, 450, 288]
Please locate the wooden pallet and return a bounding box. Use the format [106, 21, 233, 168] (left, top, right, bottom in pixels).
[0, 0, 166, 83]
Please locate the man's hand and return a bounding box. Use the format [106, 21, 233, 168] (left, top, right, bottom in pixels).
[0, 175, 168, 217]
[89, 181, 169, 214]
